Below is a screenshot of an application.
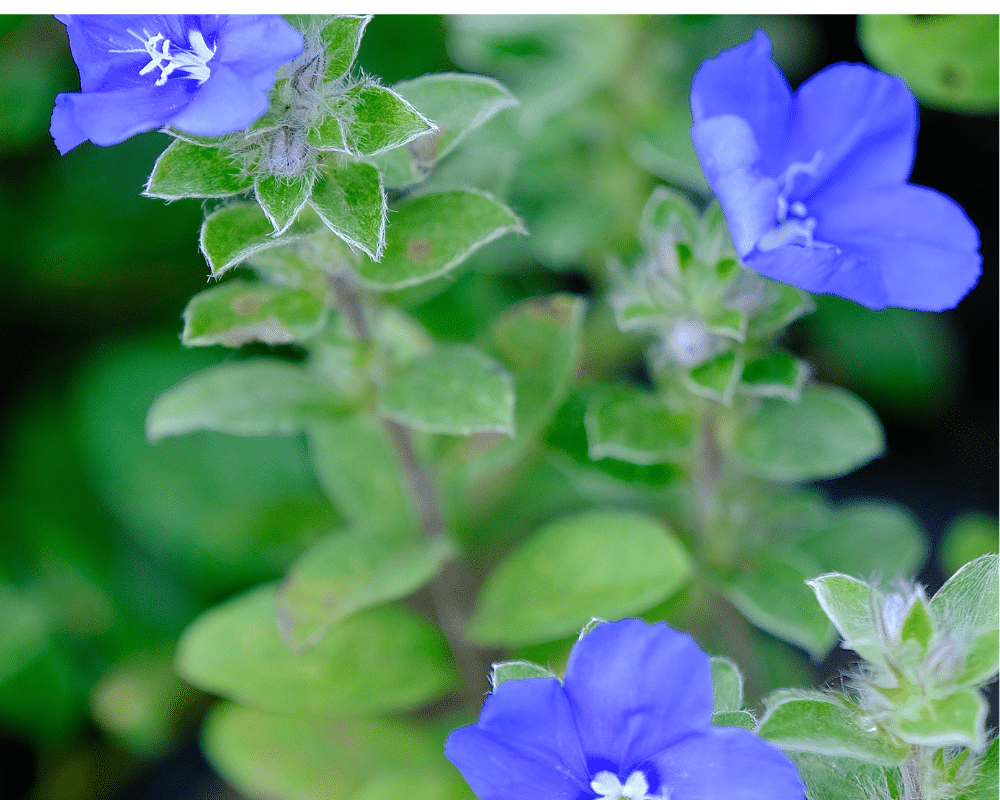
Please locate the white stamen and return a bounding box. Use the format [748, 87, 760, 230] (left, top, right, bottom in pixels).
[112, 28, 216, 86]
[590, 769, 666, 800]
[758, 151, 829, 251]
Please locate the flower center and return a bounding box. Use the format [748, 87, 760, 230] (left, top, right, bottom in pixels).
[757, 151, 828, 253]
[114, 28, 217, 86]
[590, 770, 666, 800]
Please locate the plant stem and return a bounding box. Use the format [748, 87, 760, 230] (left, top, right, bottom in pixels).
[328, 269, 492, 706]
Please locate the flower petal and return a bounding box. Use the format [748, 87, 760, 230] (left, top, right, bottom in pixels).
[652, 728, 805, 800]
[814, 183, 982, 310]
[691, 114, 779, 256]
[562, 620, 714, 771]
[49, 84, 188, 152]
[213, 15, 304, 75]
[168, 63, 271, 135]
[790, 64, 917, 202]
[444, 678, 589, 800]
[690, 30, 792, 176]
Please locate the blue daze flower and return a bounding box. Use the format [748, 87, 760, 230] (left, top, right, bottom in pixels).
[51, 15, 304, 154]
[445, 619, 804, 800]
[690, 31, 981, 311]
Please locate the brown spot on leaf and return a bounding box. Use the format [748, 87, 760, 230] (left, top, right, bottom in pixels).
[407, 237, 433, 263]
[230, 292, 268, 317]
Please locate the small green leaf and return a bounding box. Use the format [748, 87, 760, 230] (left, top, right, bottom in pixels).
[786, 751, 894, 800]
[181, 279, 326, 347]
[467, 510, 692, 647]
[899, 595, 934, 650]
[638, 186, 699, 251]
[320, 15, 370, 81]
[930, 554, 999, 636]
[255, 173, 314, 234]
[807, 573, 885, 668]
[859, 15, 998, 113]
[584, 384, 694, 465]
[748, 281, 814, 337]
[277, 533, 453, 652]
[309, 160, 386, 261]
[712, 710, 755, 729]
[726, 552, 836, 658]
[957, 737, 998, 800]
[356, 189, 524, 289]
[176, 583, 456, 715]
[146, 360, 355, 441]
[758, 693, 909, 766]
[956, 628, 1000, 688]
[685, 350, 743, 405]
[144, 139, 252, 200]
[344, 84, 435, 157]
[378, 344, 515, 436]
[896, 689, 987, 750]
[378, 73, 519, 186]
[710, 656, 744, 714]
[199, 202, 319, 277]
[203, 701, 463, 800]
[308, 113, 349, 152]
[490, 660, 557, 689]
[740, 351, 809, 401]
[732, 385, 884, 482]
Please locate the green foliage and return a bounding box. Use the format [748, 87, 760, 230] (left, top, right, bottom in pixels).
[859, 15, 999, 113]
[343, 84, 435, 156]
[200, 202, 320, 276]
[146, 359, 358, 440]
[318, 15, 369, 82]
[730, 385, 885, 482]
[144, 138, 253, 199]
[709, 656, 744, 714]
[490, 660, 557, 689]
[356, 189, 525, 289]
[377, 344, 515, 436]
[940, 514, 1000, 578]
[584, 384, 694, 465]
[309, 160, 387, 260]
[467, 510, 692, 646]
[786, 752, 894, 800]
[176, 583, 456, 716]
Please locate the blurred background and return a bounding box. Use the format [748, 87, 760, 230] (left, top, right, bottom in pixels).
[0, 14, 995, 800]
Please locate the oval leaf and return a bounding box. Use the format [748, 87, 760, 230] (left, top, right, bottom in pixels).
[144, 139, 252, 200]
[309, 160, 386, 260]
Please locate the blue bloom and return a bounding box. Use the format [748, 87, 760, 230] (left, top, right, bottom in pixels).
[51, 15, 303, 154]
[445, 619, 804, 800]
[690, 31, 981, 311]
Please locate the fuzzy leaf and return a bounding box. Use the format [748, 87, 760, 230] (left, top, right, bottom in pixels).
[685, 350, 743, 405]
[467, 510, 692, 647]
[786, 751, 894, 800]
[309, 160, 386, 261]
[320, 15, 370, 81]
[378, 345, 515, 436]
[896, 689, 987, 750]
[740, 351, 809, 401]
[181, 279, 326, 348]
[199, 202, 319, 277]
[584, 384, 694, 465]
[710, 656, 744, 714]
[344, 84, 435, 157]
[490, 660, 557, 689]
[255, 173, 314, 234]
[356, 189, 524, 289]
[146, 360, 355, 440]
[144, 138, 252, 200]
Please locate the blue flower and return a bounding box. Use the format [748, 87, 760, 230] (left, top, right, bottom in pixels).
[445, 619, 804, 800]
[50, 15, 304, 154]
[690, 31, 981, 311]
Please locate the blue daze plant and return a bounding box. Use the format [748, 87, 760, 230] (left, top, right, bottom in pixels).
[46, 15, 996, 800]
[690, 31, 981, 311]
[50, 15, 304, 153]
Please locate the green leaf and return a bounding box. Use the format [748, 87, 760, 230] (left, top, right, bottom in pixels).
[584, 384, 694, 465]
[859, 15, 998, 113]
[896, 689, 987, 750]
[309, 160, 386, 261]
[181, 278, 326, 348]
[957, 737, 998, 800]
[900, 595, 934, 650]
[490, 660, 557, 689]
[308, 113, 349, 152]
[930, 553, 999, 636]
[144, 139, 252, 200]
[758, 692, 908, 766]
[731, 385, 884, 482]
[377, 344, 515, 436]
[176, 583, 456, 715]
[146, 359, 355, 441]
[307, 415, 421, 537]
[199, 202, 319, 277]
[786, 751, 894, 800]
[203, 701, 465, 800]
[748, 281, 814, 338]
[795, 501, 926, 580]
[685, 350, 743, 405]
[807, 573, 885, 668]
[725, 552, 836, 658]
[276, 533, 453, 652]
[355, 189, 525, 289]
[320, 15, 370, 82]
[956, 628, 1000, 688]
[739, 351, 808, 401]
[344, 83, 435, 156]
[940, 514, 999, 579]
[710, 656, 744, 714]
[467, 510, 692, 647]
[712, 710, 755, 730]
[378, 73, 519, 186]
[255, 173, 314, 234]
